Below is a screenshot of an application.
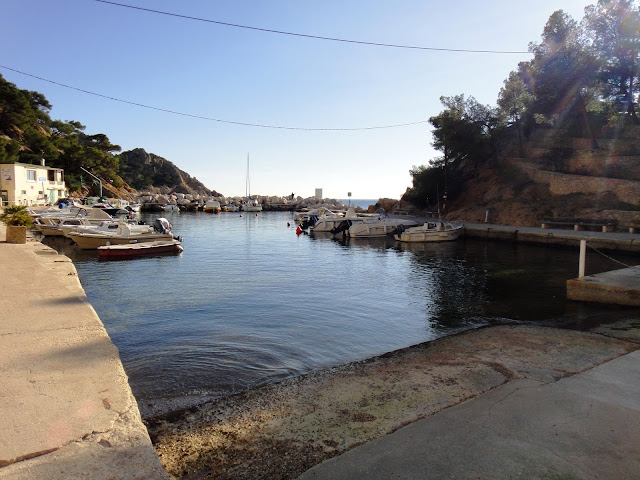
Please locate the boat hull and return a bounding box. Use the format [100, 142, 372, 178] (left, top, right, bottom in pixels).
[243, 205, 262, 212]
[347, 219, 418, 238]
[395, 225, 463, 242]
[98, 240, 183, 258]
[68, 232, 174, 250]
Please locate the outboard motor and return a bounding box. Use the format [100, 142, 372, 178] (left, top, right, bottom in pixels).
[153, 217, 172, 234]
[330, 220, 352, 235]
[389, 224, 406, 236]
[299, 214, 319, 230]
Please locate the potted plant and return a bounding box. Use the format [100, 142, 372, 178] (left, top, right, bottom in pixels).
[1, 205, 34, 244]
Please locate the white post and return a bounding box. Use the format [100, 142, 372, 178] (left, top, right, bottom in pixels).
[578, 239, 586, 279]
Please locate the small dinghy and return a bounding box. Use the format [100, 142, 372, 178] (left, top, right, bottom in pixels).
[97, 239, 183, 258]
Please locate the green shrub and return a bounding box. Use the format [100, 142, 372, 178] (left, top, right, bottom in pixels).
[0, 205, 34, 227]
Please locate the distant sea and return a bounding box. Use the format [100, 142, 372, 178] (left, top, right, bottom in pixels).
[340, 199, 377, 209]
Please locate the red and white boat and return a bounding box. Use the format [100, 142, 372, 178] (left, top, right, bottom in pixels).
[97, 239, 183, 258]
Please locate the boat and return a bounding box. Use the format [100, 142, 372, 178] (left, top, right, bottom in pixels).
[90, 203, 129, 216]
[310, 207, 367, 233]
[394, 221, 463, 242]
[32, 207, 114, 237]
[294, 208, 343, 227]
[60, 218, 147, 238]
[242, 199, 262, 212]
[243, 154, 262, 212]
[162, 204, 180, 212]
[203, 200, 222, 213]
[345, 213, 418, 238]
[97, 239, 183, 258]
[68, 217, 176, 249]
[222, 203, 240, 212]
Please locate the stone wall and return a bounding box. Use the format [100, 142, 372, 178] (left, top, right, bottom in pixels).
[567, 152, 640, 178]
[508, 159, 640, 207]
[572, 137, 640, 154]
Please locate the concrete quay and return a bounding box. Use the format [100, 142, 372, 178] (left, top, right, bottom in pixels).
[568, 266, 640, 306]
[462, 222, 640, 252]
[458, 222, 640, 306]
[0, 225, 167, 479]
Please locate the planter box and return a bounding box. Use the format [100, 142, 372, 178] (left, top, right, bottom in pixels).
[5, 225, 28, 244]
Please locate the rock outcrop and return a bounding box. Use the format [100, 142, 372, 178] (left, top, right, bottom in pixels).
[118, 148, 215, 197]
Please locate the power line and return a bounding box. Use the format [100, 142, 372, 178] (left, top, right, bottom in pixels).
[94, 0, 530, 55]
[0, 65, 429, 131]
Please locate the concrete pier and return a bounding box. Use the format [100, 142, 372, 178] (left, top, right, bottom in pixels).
[462, 222, 640, 252]
[567, 266, 640, 306]
[0, 225, 167, 479]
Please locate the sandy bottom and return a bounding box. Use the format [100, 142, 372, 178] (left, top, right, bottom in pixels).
[147, 321, 640, 479]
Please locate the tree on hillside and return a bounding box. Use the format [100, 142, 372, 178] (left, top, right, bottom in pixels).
[405, 95, 498, 209]
[430, 95, 498, 169]
[497, 68, 535, 156]
[526, 10, 601, 146]
[584, 0, 640, 124]
[0, 75, 57, 164]
[404, 164, 441, 209]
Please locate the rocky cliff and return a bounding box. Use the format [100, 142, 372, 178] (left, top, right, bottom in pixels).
[118, 148, 216, 197]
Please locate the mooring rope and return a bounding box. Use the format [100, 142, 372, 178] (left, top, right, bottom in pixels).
[586, 244, 634, 268]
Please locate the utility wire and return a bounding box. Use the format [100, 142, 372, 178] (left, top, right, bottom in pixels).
[0, 65, 429, 131]
[94, 0, 530, 55]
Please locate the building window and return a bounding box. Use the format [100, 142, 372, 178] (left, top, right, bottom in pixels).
[21, 190, 26, 195]
[27, 170, 36, 181]
[48, 170, 55, 182]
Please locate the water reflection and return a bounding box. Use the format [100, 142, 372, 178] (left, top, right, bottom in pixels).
[36, 212, 640, 416]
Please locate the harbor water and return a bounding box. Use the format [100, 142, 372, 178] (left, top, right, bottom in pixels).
[43, 210, 637, 417]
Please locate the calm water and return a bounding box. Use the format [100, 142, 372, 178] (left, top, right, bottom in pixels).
[43, 211, 637, 417]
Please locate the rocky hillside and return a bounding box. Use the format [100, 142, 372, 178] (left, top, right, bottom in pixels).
[441, 126, 640, 229]
[118, 148, 216, 197]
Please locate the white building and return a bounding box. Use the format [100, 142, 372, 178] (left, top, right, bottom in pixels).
[0, 161, 68, 206]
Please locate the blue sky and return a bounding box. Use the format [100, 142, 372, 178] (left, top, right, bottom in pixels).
[2, 0, 590, 199]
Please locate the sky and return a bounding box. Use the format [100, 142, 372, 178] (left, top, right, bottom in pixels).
[1, 0, 592, 200]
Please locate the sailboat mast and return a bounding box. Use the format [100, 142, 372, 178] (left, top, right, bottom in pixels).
[246, 153, 250, 198]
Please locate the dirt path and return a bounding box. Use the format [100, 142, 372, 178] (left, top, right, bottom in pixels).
[147, 322, 640, 479]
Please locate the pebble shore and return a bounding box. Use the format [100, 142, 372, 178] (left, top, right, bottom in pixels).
[148, 321, 640, 479]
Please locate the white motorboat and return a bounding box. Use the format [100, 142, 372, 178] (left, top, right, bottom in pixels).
[310, 207, 366, 233]
[68, 217, 176, 249]
[32, 207, 114, 237]
[394, 221, 463, 242]
[294, 208, 343, 225]
[97, 239, 183, 258]
[346, 216, 419, 238]
[163, 204, 180, 212]
[222, 203, 240, 212]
